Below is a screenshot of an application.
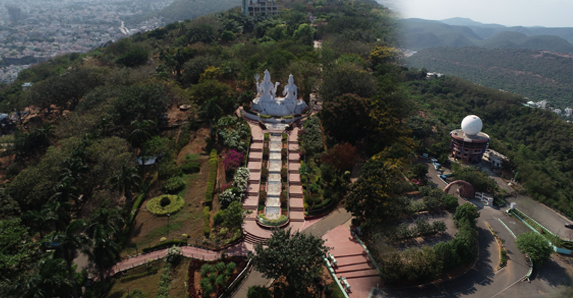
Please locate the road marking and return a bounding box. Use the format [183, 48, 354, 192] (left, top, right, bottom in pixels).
[479, 279, 488, 284]
[468, 286, 475, 291]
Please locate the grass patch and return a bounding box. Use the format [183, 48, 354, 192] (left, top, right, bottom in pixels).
[108, 260, 165, 298]
[146, 195, 185, 216]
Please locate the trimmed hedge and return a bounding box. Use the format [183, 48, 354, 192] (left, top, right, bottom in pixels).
[123, 194, 145, 237]
[162, 176, 186, 193]
[120, 267, 159, 282]
[142, 239, 187, 253]
[180, 161, 201, 174]
[203, 206, 211, 236]
[205, 149, 218, 208]
[146, 195, 185, 216]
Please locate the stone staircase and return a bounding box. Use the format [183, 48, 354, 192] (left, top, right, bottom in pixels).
[264, 134, 282, 219]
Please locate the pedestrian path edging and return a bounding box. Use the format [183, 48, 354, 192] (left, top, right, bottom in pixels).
[322, 255, 350, 298]
[349, 228, 382, 275]
[497, 217, 533, 281]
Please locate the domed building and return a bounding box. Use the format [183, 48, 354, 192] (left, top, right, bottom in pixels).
[450, 115, 490, 164]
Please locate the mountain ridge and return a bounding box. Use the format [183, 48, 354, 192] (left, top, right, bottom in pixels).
[399, 18, 573, 52]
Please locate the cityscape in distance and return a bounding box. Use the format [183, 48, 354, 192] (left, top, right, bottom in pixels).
[0, 0, 177, 84]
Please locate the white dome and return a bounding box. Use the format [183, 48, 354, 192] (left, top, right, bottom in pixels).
[461, 115, 483, 135]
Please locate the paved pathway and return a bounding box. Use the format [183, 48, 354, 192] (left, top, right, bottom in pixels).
[323, 225, 379, 298]
[109, 246, 223, 276]
[232, 207, 353, 298]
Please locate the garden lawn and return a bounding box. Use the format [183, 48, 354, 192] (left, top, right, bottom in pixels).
[169, 258, 191, 298]
[107, 260, 165, 298]
[123, 133, 212, 255]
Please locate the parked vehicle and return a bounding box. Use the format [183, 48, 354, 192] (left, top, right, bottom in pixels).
[565, 223, 573, 229]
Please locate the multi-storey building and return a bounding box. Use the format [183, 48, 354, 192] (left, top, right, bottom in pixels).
[450, 115, 490, 164]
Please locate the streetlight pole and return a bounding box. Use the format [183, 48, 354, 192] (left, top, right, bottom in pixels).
[167, 213, 170, 239]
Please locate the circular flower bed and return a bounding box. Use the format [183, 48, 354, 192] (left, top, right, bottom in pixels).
[146, 195, 185, 216]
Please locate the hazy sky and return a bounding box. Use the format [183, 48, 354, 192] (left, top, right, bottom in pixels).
[378, 0, 573, 28]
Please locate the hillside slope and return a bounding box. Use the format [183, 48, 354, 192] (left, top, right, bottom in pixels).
[406, 47, 573, 108]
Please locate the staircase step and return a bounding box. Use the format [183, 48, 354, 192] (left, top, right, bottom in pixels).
[332, 255, 370, 267]
[335, 263, 374, 274]
[337, 269, 380, 279]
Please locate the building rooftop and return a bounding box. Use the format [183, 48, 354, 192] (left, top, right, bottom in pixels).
[450, 129, 490, 142]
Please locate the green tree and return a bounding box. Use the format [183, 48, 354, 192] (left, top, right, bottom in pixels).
[220, 200, 246, 231]
[109, 165, 141, 207]
[85, 207, 124, 293]
[292, 24, 315, 46]
[409, 163, 428, 181]
[52, 220, 91, 298]
[516, 232, 553, 267]
[453, 203, 480, 227]
[247, 285, 272, 298]
[115, 45, 149, 68]
[345, 158, 407, 223]
[252, 228, 327, 297]
[221, 30, 236, 42]
[319, 62, 376, 102]
[320, 94, 373, 144]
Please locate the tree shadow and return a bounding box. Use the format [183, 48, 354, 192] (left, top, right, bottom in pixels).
[532, 257, 573, 287]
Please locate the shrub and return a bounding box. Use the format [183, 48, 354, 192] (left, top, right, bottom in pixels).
[219, 188, 238, 209]
[201, 264, 216, 277]
[263, 147, 269, 160]
[281, 148, 287, 159]
[309, 183, 320, 193]
[165, 246, 182, 264]
[443, 195, 459, 211]
[203, 206, 211, 236]
[259, 190, 267, 202]
[224, 150, 244, 173]
[281, 168, 288, 181]
[159, 160, 182, 180]
[142, 239, 187, 253]
[261, 167, 269, 181]
[146, 195, 185, 216]
[205, 149, 218, 207]
[180, 161, 201, 174]
[213, 211, 224, 226]
[282, 133, 288, 142]
[280, 191, 288, 207]
[162, 176, 186, 193]
[160, 196, 171, 207]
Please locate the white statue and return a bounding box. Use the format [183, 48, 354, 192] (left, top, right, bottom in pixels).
[251, 71, 307, 117]
[282, 74, 298, 113]
[257, 70, 280, 104]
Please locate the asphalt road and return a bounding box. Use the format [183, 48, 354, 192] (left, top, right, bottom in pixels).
[373, 160, 531, 298]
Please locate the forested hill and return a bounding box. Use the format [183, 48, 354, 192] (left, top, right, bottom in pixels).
[399, 18, 573, 53]
[404, 75, 573, 217]
[126, 0, 239, 25]
[406, 47, 573, 108]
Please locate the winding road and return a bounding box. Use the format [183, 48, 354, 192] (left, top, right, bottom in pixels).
[373, 160, 531, 298]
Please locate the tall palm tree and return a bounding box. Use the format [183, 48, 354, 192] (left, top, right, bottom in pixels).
[128, 120, 156, 153]
[85, 207, 124, 294]
[109, 165, 141, 207]
[53, 220, 91, 298]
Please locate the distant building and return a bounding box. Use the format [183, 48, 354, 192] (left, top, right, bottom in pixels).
[554, 108, 562, 116]
[483, 149, 509, 168]
[242, 0, 282, 18]
[565, 107, 573, 117]
[426, 72, 443, 79]
[536, 100, 547, 109]
[21, 82, 32, 90]
[450, 115, 490, 164]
